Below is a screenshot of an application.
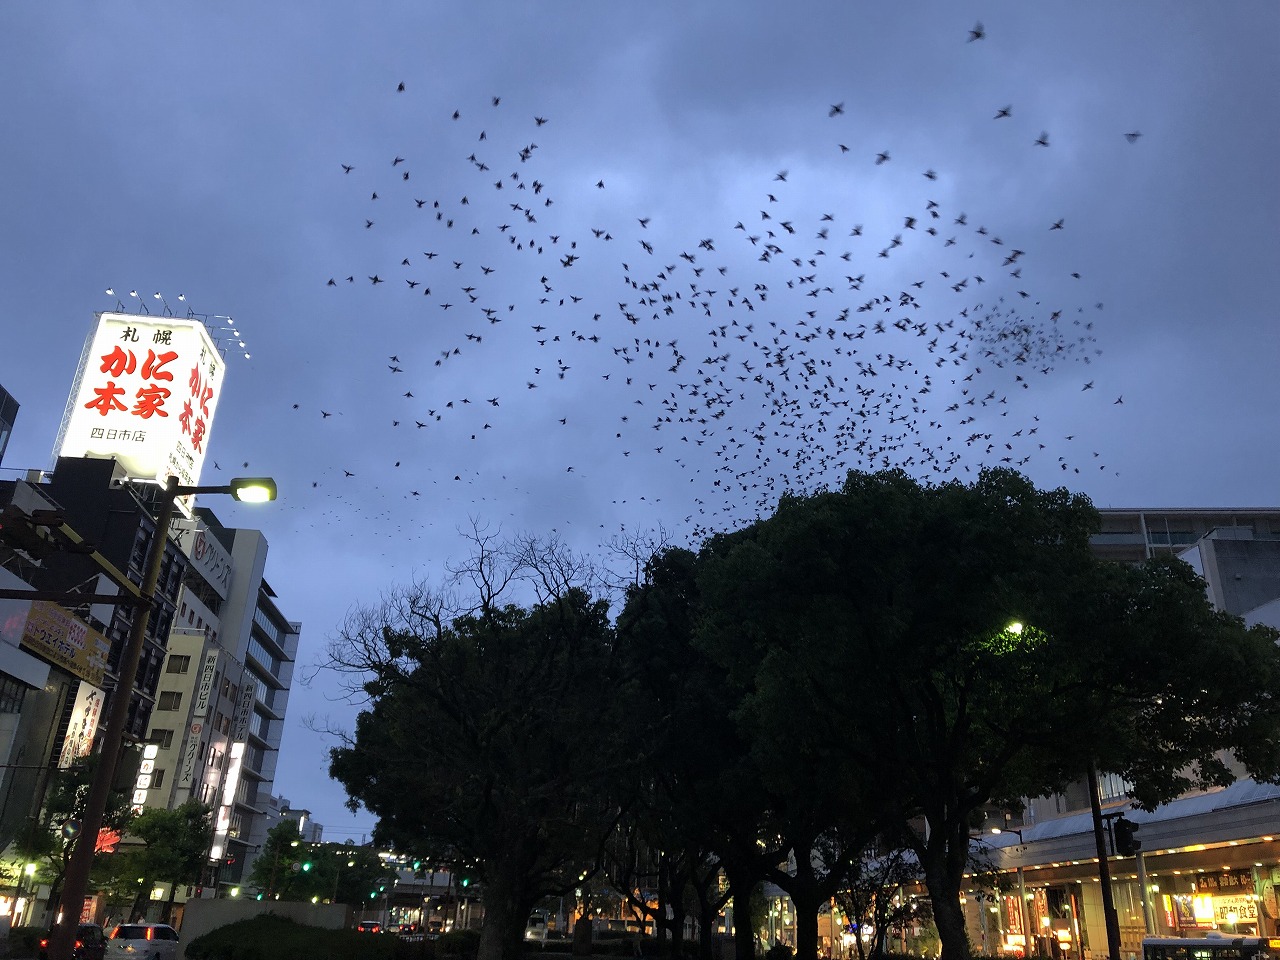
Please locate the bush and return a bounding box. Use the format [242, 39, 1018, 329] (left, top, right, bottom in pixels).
[9, 925, 44, 957]
[436, 929, 479, 959]
[184, 913, 399, 960]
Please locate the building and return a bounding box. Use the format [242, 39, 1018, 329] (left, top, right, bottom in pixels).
[0, 382, 17, 466]
[968, 512, 1280, 960]
[138, 506, 301, 896]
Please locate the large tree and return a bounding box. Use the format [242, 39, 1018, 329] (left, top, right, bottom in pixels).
[328, 533, 637, 960]
[689, 468, 1280, 960]
[616, 547, 784, 960]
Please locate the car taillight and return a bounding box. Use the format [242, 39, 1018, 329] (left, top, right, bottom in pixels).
[75, 941, 84, 949]
[39, 939, 48, 949]
[146, 929, 153, 941]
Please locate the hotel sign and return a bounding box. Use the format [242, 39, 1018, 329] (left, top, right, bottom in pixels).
[14, 601, 111, 686]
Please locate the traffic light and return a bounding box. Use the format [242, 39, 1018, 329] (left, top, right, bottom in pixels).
[1114, 816, 1142, 856]
[302, 861, 313, 872]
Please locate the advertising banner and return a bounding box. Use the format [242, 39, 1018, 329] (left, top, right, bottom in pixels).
[57, 682, 105, 768]
[17, 601, 111, 686]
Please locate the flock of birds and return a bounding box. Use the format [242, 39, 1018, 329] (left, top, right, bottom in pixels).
[255, 22, 1138, 550]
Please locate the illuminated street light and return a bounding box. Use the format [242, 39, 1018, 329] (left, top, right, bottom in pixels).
[49, 473, 276, 960]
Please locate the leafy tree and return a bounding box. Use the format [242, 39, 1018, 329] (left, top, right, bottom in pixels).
[244, 821, 389, 903]
[616, 547, 782, 960]
[327, 533, 637, 960]
[13, 755, 133, 925]
[125, 801, 212, 921]
[836, 845, 924, 960]
[689, 468, 1280, 960]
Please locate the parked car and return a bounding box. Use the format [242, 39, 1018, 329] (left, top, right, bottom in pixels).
[356, 921, 383, 934]
[106, 923, 180, 960]
[39, 923, 107, 960]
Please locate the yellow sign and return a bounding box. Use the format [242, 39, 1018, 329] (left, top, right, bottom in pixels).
[18, 601, 111, 686]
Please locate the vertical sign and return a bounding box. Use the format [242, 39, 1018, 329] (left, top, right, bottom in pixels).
[192, 651, 219, 718]
[57, 683, 104, 768]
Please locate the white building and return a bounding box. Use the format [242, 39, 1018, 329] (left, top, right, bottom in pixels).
[141, 508, 300, 895]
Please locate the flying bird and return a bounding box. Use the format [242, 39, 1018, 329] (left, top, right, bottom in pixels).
[968, 21, 985, 41]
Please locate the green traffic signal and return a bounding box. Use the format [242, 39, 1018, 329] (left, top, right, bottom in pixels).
[302, 861, 313, 872]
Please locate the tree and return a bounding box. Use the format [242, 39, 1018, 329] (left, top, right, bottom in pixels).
[688, 468, 1280, 960]
[328, 533, 638, 960]
[125, 801, 212, 921]
[616, 547, 783, 960]
[13, 755, 134, 925]
[836, 845, 924, 960]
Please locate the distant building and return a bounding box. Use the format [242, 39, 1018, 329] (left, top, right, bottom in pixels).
[969, 512, 1280, 958]
[0, 382, 17, 465]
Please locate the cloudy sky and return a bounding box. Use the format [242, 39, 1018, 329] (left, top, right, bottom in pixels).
[2, 2, 1277, 839]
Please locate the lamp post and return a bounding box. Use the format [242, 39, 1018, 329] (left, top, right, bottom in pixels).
[992, 825, 1033, 959]
[48, 475, 276, 960]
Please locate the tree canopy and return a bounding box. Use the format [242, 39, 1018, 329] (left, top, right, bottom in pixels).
[325, 473, 1280, 960]
[328, 534, 637, 960]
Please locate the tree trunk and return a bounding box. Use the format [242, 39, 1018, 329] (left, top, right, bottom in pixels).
[695, 878, 719, 960]
[923, 855, 970, 960]
[665, 858, 689, 960]
[789, 888, 823, 960]
[475, 866, 536, 960]
[732, 889, 756, 960]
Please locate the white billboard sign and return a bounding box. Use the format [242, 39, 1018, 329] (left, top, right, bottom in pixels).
[57, 682, 105, 769]
[56, 313, 224, 491]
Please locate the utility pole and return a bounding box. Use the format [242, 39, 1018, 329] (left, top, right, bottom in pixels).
[1087, 760, 1122, 960]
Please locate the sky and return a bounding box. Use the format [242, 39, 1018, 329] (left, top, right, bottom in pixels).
[2, 2, 1278, 841]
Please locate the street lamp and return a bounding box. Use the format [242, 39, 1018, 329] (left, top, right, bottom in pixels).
[48, 475, 276, 960]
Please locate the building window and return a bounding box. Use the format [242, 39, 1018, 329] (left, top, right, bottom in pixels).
[157, 692, 183, 711]
[149, 728, 174, 750]
[166, 655, 191, 674]
[0, 676, 28, 714]
[151, 768, 165, 789]
[1097, 770, 1132, 801]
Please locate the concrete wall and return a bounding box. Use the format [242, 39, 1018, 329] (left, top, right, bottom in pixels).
[178, 900, 350, 954]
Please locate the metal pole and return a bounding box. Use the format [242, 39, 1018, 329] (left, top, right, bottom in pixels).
[1018, 867, 1031, 959]
[1135, 852, 1153, 934]
[1087, 760, 1123, 960]
[48, 476, 179, 960]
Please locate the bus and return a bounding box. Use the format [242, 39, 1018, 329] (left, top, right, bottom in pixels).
[1143, 936, 1280, 960]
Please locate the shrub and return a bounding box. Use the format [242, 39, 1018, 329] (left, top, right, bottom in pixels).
[436, 928, 480, 959]
[184, 913, 399, 960]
